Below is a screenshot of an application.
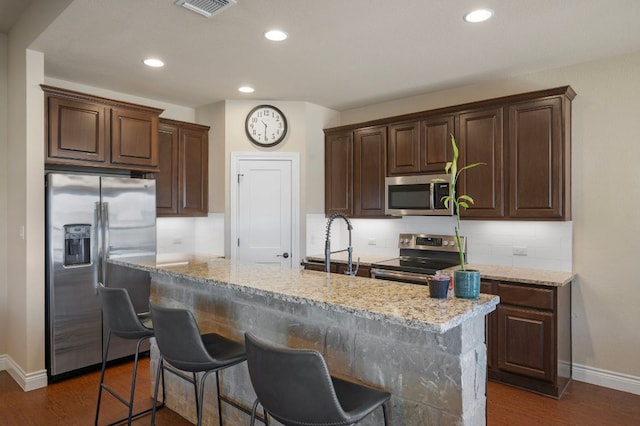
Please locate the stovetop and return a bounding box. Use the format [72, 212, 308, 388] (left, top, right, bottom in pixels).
[370, 233, 465, 274]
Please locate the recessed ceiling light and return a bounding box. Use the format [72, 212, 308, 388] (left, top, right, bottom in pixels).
[463, 8, 494, 23]
[264, 30, 288, 41]
[143, 58, 164, 68]
[238, 86, 255, 93]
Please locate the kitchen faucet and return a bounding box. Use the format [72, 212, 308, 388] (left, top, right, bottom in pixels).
[324, 212, 359, 275]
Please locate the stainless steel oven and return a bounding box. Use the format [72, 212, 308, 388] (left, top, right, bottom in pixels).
[370, 233, 465, 285]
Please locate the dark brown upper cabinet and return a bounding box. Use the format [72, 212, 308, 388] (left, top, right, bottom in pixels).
[387, 115, 454, 175]
[457, 106, 505, 218]
[324, 127, 387, 218]
[353, 126, 387, 217]
[420, 114, 455, 173]
[324, 85, 575, 221]
[43, 85, 163, 172]
[387, 121, 420, 175]
[507, 96, 570, 219]
[325, 131, 353, 216]
[156, 119, 209, 217]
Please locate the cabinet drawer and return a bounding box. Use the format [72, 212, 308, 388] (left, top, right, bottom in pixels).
[497, 283, 554, 310]
[481, 280, 495, 294]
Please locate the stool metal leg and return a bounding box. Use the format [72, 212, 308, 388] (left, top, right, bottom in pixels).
[197, 369, 218, 426]
[151, 357, 164, 426]
[215, 371, 223, 426]
[382, 402, 389, 425]
[95, 330, 112, 426]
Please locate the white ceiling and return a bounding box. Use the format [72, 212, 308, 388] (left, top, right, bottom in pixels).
[6, 0, 640, 110]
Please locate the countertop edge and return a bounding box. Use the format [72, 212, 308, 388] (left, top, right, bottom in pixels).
[112, 258, 499, 334]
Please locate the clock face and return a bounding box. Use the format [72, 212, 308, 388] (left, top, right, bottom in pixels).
[245, 105, 288, 147]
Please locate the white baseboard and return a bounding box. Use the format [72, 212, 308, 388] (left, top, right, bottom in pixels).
[573, 363, 640, 396]
[3, 355, 48, 391]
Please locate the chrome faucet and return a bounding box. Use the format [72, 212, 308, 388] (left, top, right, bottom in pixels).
[324, 212, 359, 275]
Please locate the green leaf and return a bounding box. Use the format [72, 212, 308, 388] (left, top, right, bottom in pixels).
[459, 194, 474, 203]
[459, 201, 470, 208]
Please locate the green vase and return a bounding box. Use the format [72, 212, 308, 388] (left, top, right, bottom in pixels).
[454, 269, 481, 299]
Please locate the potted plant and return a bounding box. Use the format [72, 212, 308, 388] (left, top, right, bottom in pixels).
[440, 134, 484, 298]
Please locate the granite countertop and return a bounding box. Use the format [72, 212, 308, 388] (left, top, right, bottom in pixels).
[452, 264, 575, 287]
[113, 257, 499, 334]
[308, 253, 574, 287]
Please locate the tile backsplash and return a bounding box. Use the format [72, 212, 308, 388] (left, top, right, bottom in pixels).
[306, 214, 572, 272]
[158, 213, 572, 272]
[157, 214, 224, 260]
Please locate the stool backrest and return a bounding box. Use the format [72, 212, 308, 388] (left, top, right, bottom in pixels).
[98, 286, 150, 339]
[149, 301, 216, 372]
[244, 332, 350, 426]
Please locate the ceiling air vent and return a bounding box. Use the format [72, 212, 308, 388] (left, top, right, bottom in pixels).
[175, 0, 237, 18]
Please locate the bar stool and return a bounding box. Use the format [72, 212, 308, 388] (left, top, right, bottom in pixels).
[244, 332, 391, 426]
[149, 301, 247, 426]
[95, 286, 165, 426]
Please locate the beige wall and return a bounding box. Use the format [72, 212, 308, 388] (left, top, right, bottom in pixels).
[44, 77, 196, 122]
[0, 33, 8, 357]
[212, 100, 338, 257]
[341, 51, 640, 379]
[196, 101, 226, 213]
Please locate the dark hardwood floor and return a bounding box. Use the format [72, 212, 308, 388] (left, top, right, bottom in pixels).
[1, 357, 639, 425]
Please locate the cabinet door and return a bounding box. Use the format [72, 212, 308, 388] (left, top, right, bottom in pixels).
[178, 126, 208, 216]
[156, 123, 179, 216]
[458, 107, 504, 218]
[481, 280, 498, 372]
[497, 305, 554, 382]
[111, 107, 159, 168]
[388, 121, 420, 175]
[46, 96, 107, 164]
[508, 97, 565, 219]
[420, 114, 454, 172]
[325, 131, 353, 216]
[353, 126, 387, 217]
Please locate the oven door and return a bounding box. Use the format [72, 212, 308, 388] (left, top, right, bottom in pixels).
[370, 268, 430, 286]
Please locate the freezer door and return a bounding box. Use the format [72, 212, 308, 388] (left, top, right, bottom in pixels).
[46, 173, 103, 378]
[101, 177, 156, 360]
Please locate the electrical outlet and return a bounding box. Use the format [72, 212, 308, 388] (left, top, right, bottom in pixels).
[368, 239, 377, 246]
[513, 246, 528, 256]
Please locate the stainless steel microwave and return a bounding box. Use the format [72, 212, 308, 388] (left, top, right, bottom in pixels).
[385, 174, 453, 216]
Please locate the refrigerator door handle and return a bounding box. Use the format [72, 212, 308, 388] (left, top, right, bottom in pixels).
[102, 202, 110, 288]
[95, 201, 103, 291]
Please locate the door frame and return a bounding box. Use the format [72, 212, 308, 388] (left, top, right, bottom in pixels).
[230, 151, 300, 265]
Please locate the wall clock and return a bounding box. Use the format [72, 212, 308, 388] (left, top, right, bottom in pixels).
[245, 104, 288, 147]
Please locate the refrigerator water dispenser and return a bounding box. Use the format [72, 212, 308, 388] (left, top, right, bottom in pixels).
[64, 224, 91, 266]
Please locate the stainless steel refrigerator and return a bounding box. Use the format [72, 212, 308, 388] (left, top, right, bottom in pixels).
[45, 172, 156, 381]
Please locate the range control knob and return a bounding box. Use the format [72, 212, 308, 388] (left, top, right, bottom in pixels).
[442, 241, 449, 246]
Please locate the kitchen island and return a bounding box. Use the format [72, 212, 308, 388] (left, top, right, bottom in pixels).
[113, 257, 499, 425]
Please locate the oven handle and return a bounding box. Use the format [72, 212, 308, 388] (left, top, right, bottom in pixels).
[370, 268, 430, 284]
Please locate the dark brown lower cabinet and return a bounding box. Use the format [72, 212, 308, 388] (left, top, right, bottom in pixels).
[303, 261, 371, 278]
[483, 279, 572, 398]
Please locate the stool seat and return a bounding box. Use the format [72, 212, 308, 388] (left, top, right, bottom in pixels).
[245, 332, 390, 426]
[150, 302, 248, 426]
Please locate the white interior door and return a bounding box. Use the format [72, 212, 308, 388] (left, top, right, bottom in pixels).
[236, 158, 293, 267]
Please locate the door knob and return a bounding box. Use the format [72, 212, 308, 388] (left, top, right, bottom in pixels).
[277, 252, 289, 259]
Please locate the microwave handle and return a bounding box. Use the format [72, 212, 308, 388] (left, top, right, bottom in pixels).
[429, 182, 435, 210]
